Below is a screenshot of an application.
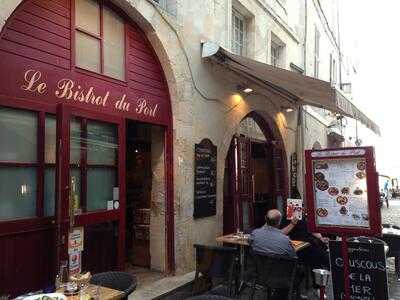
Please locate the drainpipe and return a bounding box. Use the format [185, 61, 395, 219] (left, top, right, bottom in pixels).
[298, 0, 308, 200]
[337, 0, 342, 89]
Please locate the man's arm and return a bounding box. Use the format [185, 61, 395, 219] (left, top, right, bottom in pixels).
[312, 232, 329, 243]
[281, 217, 299, 235]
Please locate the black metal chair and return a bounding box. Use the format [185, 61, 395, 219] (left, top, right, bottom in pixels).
[249, 251, 299, 300]
[89, 271, 137, 300]
[192, 244, 238, 297]
[383, 223, 400, 230]
[348, 236, 386, 244]
[380, 232, 400, 278]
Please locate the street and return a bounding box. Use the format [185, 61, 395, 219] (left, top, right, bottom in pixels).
[382, 197, 400, 226]
[381, 197, 400, 300]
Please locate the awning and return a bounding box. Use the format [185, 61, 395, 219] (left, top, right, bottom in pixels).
[202, 42, 380, 135]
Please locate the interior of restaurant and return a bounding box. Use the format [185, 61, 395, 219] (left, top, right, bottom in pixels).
[125, 120, 167, 286]
[126, 121, 152, 268]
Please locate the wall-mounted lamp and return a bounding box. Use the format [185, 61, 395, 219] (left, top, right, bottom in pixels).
[237, 85, 253, 94]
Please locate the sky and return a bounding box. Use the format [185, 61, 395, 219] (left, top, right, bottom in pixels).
[340, 0, 400, 178]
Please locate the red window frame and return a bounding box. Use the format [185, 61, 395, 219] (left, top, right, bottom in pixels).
[73, 0, 127, 82]
[0, 99, 57, 225]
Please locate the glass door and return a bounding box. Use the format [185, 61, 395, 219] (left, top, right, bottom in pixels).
[56, 104, 125, 273]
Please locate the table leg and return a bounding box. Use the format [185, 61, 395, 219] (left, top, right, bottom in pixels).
[395, 254, 400, 281]
[238, 245, 246, 292]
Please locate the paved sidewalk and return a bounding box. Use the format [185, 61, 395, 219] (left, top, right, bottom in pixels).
[382, 197, 400, 300]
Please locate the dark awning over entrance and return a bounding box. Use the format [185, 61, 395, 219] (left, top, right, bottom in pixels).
[202, 42, 380, 136]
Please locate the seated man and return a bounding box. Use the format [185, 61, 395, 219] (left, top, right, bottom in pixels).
[250, 209, 296, 258]
[249, 209, 298, 299]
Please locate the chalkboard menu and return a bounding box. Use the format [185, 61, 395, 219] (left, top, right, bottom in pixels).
[193, 139, 217, 219]
[329, 240, 389, 300]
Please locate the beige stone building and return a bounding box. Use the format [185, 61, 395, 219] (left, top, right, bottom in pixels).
[0, 0, 379, 297]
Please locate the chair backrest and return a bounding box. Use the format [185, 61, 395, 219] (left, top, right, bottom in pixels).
[192, 244, 237, 294]
[381, 234, 400, 257]
[90, 271, 136, 296]
[193, 244, 237, 279]
[251, 250, 298, 290]
[348, 236, 386, 245]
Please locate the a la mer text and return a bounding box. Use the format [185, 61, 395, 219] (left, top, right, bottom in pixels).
[21, 69, 158, 117]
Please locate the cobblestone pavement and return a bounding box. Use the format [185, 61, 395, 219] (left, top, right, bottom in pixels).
[381, 197, 400, 227]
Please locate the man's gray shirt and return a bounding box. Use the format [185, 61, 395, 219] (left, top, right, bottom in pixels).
[250, 225, 296, 258]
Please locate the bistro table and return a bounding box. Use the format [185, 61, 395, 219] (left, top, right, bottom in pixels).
[216, 234, 310, 291]
[57, 284, 125, 300]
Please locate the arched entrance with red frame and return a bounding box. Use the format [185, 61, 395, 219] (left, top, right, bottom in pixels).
[0, 0, 174, 296]
[223, 111, 289, 234]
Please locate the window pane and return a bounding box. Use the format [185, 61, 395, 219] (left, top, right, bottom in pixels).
[103, 6, 125, 80]
[70, 117, 81, 165]
[76, 31, 101, 73]
[87, 168, 116, 211]
[75, 0, 100, 35]
[45, 115, 56, 164]
[44, 167, 55, 217]
[87, 121, 118, 166]
[0, 167, 36, 220]
[0, 107, 37, 162]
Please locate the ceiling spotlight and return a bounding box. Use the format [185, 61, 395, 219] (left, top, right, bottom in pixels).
[282, 106, 294, 112]
[243, 87, 253, 93]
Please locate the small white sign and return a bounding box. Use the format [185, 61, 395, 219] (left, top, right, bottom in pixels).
[113, 200, 120, 209]
[69, 251, 81, 275]
[68, 227, 84, 254]
[107, 200, 114, 210]
[113, 187, 119, 201]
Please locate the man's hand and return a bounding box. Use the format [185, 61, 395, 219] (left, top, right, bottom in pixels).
[320, 237, 329, 244]
[290, 216, 299, 225]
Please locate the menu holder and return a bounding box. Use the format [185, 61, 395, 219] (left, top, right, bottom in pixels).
[305, 147, 381, 236]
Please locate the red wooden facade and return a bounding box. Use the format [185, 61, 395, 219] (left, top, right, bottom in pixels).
[0, 0, 174, 296]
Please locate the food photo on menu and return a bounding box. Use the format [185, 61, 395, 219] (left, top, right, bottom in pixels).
[312, 159, 369, 228]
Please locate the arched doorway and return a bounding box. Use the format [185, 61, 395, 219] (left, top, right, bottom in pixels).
[223, 112, 288, 234]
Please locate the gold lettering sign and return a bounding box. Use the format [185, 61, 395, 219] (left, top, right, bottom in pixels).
[20, 69, 159, 118]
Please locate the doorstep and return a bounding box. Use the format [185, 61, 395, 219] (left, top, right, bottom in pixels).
[129, 271, 195, 300]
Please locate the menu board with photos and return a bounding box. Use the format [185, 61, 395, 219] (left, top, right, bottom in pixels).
[305, 147, 381, 235]
[313, 158, 369, 228]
